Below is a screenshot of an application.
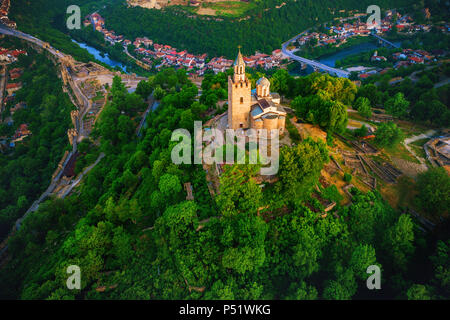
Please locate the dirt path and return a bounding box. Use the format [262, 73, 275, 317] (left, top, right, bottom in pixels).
[404, 130, 436, 145]
[401, 129, 436, 172]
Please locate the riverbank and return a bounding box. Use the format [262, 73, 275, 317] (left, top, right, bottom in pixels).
[71, 39, 128, 73]
[69, 27, 154, 77]
[314, 38, 401, 68]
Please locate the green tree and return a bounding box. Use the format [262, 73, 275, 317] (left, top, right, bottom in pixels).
[407, 284, 432, 300]
[383, 215, 415, 272]
[216, 164, 262, 216]
[287, 282, 318, 300]
[270, 69, 290, 96]
[354, 124, 369, 138]
[135, 80, 153, 100]
[354, 97, 372, 119]
[430, 240, 450, 298]
[291, 94, 348, 133]
[416, 167, 450, 217]
[385, 93, 409, 118]
[276, 138, 329, 200]
[154, 86, 165, 100]
[375, 122, 404, 147]
[323, 268, 357, 300]
[357, 84, 381, 107]
[158, 173, 182, 197]
[349, 244, 378, 280]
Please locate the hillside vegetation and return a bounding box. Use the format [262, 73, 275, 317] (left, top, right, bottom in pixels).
[0, 69, 448, 300]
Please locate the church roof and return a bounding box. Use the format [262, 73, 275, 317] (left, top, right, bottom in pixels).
[256, 77, 270, 86]
[257, 99, 271, 109]
[262, 113, 279, 120]
[234, 49, 245, 66]
[251, 105, 263, 117]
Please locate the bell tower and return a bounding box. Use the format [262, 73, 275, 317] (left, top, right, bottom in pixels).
[233, 47, 246, 82]
[228, 46, 251, 130]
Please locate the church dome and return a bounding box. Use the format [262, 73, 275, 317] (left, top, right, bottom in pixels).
[257, 77, 270, 87]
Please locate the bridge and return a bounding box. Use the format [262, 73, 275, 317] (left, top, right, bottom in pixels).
[282, 33, 350, 78]
[371, 33, 400, 49]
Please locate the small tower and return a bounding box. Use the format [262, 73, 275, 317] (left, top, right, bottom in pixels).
[256, 76, 270, 98]
[228, 47, 251, 130]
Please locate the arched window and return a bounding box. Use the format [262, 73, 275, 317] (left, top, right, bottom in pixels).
[240, 97, 244, 104]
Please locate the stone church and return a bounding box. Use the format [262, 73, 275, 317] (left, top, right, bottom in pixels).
[227, 49, 286, 135]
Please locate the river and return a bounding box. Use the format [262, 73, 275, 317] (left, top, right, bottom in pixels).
[319, 41, 397, 67]
[71, 39, 128, 72]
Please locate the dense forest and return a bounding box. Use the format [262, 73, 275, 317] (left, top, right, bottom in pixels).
[10, 0, 415, 60]
[0, 40, 74, 240]
[101, 0, 413, 58]
[0, 68, 448, 300]
[358, 63, 450, 127]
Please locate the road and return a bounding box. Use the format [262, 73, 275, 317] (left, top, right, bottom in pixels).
[58, 153, 105, 199]
[124, 46, 151, 70]
[15, 148, 77, 229]
[0, 151, 106, 261]
[0, 24, 110, 261]
[0, 24, 101, 229]
[282, 31, 350, 78]
[0, 24, 65, 59]
[434, 78, 450, 88]
[0, 65, 6, 116]
[0, 24, 91, 141]
[136, 93, 161, 137]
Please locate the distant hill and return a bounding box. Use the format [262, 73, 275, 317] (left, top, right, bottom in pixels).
[102, 0, 413, 58]
[127, 0, 257, 17]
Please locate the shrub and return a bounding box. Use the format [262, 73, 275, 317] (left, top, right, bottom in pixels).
[344, 173, 353, 183]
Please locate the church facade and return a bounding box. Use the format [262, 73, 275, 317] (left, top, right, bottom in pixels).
[227, 49, 286, 135]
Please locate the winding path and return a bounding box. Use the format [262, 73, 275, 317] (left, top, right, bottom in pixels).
[0, 24, 107, 261]
[58, 153, 105, 199]
[403, 129, 437, 167]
